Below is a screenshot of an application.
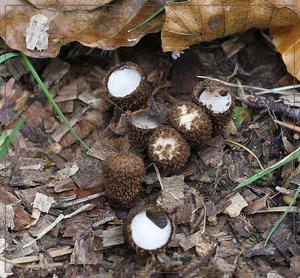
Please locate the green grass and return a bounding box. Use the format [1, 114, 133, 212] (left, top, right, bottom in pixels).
[234, 145, 300, 245]
[20, 53, 91, 151]
[234, 147, 300, 190]
[0, 51, 91, 151]
[0, 117, 25, 161]
[127, 0, 176, 32]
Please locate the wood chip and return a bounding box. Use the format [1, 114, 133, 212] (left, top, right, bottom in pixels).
[51, 106, 88, 142]
[70, 236, 102, 265]
[179, 230, 202, 252]
[0, 203, 14, 229]
[223, 193, 248, 218]
[32, 192, 55, 215]
[93, 226, 124, 249]
[87, 139, 118, 161]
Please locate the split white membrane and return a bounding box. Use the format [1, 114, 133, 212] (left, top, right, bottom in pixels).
[107, 67, 141, 97]
[132, 117, 160, 129]
[199, 89, 232, 114]
[152, 137, 178, 160]
[131, 210, 172, 250]
[178, 104, 199, 130]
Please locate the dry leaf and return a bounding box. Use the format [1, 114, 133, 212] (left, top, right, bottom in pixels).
[1, 0, 166, 58]
[26, 0, 113, 11]
[161, 0, 299, 52]
[270, 0, 300, 80]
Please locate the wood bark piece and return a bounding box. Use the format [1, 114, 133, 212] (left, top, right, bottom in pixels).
[195, 236, 217, 266]
[223, 192, 248, 218]
[51, 106, 88, 142]
[59, 119, 93, 148]
[54, 82, 78, 102]
[14, 185, 50, 213]
[70, 236, 103, 265]
[100, 226, 125, 247]
[41, 58, 70, 89]
[13, 204, 33, 231]
[87, 139, 119, 160]
[69, 156, 101, 189]
[31, 192, 56, 220]
[9, 248, 73, 264]
[0, 203, 14, 229]
[156, 175, 187, 214]
[10, 158, 50, 188]
[179, 230, 202, 252]
[0, 78, 30, 126]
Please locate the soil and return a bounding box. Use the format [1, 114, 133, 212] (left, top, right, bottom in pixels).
[0, 29, 300, 278]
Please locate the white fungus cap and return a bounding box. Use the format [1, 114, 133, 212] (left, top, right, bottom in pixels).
[199, 88, 232, 114]
[107, 67, 141, 97]
[177, 104, 199, 130]
[130, 210, 172, 250]
[152, 137, 178, 160]
[132, 116, 160, 129]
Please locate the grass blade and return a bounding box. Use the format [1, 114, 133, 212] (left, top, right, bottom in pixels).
[0, 117, 25, 161]
[0, 52, 21, 64]
[234, 147, 300, 190]
[264, 184, 300, 246]
[20, 53, 91, 151]
[127, 0, 176, 33]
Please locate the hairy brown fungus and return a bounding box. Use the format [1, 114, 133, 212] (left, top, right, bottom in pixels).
[147, 125, 190, 172]
[192, 80, 235, 136]
[169, 101, 212, 148]
[103, 62, 152, 111]
[127, 102, 169, 149]
[102, 152, 145, 209]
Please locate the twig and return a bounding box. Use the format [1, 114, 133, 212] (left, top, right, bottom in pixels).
[23, 204, 92, 248]
[273, 120, 300, 133]
[237, 92, 300, 125]
[225, 139, 264, 171]
[9, 248, 73, 264]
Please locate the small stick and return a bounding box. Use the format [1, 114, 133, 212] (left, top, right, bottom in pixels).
[237, 92, 300, 125]
[23, 204, 92, 248]
[273, 119, 300, 133]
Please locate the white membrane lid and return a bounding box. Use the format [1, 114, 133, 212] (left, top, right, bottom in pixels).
[132, 117, 160, 129]
[107, 67, 141, 97]
[178, 104, 199, 130]
[199, 89, 232, 114]
[152, 137, 177, 160]
[131, 210, 172, 250]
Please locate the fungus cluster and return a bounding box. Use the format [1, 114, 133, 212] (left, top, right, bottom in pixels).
[102, 63, 235, 252]
[103, 63, 235, 173]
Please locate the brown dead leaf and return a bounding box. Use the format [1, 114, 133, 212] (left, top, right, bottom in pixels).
[270, 0, 300, 80]
[26, 0, 113, 11]
[1, 0, 166, 58]
[161, 0, 299, 52]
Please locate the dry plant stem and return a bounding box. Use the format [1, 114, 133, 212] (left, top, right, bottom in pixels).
[257, 206, 298, 213]
[274, 120, 300, 133]
[23, 204, 92, 248]
[52, 192, 105, 208]
[237, 92, 300, 125]
[225, 139, 264, 170]
[197, 76, 300, 95]
[9, 248, 73, 265]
